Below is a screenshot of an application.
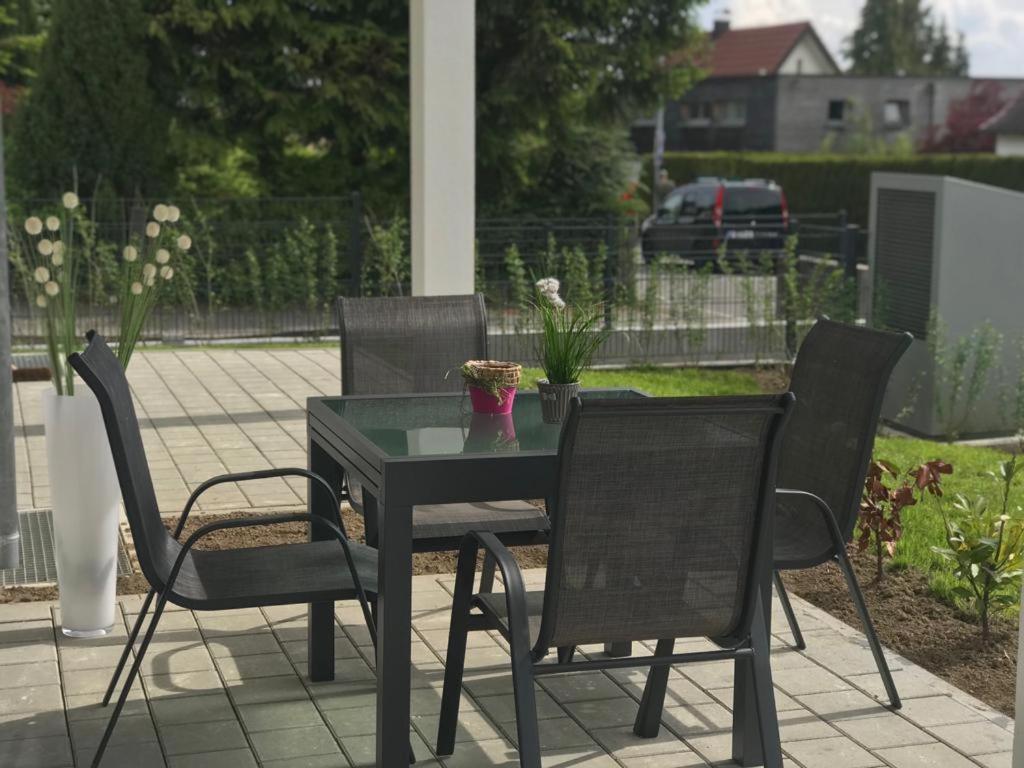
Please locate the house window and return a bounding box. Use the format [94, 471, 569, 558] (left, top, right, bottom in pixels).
[714, 100, 747, 126]
[827, 100, 846, 123]
[681, 102, 712, 126]
[884, 99, 911, 128]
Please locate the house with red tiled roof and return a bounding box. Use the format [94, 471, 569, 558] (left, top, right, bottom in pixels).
[633, 16, 1024, 155]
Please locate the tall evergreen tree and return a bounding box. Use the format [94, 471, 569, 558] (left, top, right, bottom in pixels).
[11, 0, 167, 198]
[845, 0, 969, 76]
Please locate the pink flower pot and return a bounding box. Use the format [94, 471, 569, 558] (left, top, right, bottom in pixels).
[468, 385, 517, 415]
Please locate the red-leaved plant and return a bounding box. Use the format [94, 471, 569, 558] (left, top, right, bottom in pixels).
[859, 459, 953, 581]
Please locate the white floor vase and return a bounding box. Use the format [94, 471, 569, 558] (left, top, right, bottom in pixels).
[41, 387, 120, 637]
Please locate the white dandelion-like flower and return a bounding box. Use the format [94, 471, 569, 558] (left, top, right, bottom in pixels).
[37, 239, 54, 256]
[155, 248, 170, 264]
[44, 280, 60, 297]
[160, 265, 174, 280]
[145, 273, 156, 287]
[24, 217, 43, 236]
[52, 240, 65, 256]
[33, 266, 50, 284]
[51, 251, 64, 267]
[153, 204, 170, 222]
[167, 205, 181, 223]
[45, 216, 60, 232]
[123, 245, 138, 263]
[143, 262, 157, 278]
[146, 222, 160, 238]
[176, 234, 192, 251]
[130, 282, 143, 295]
[35, 294, 47, 308]
[62, 192, 79, 210]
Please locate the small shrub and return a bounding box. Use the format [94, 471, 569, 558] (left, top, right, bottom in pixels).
[929, 317, 1003, 440]
[859, 459, 952, 581]
[933, 450, 1023, 642]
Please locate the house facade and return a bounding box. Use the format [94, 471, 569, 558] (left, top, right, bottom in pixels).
[636, 19, 1024, 154]
[983, 95, 1024, 156]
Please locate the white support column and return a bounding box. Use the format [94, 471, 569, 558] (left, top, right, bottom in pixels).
[410, 0, 475, 296]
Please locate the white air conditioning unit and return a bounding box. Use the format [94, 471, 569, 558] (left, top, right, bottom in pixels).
[870, 172, 1024, 438]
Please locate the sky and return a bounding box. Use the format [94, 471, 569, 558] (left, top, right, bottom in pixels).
[696, 0, 1024, 77]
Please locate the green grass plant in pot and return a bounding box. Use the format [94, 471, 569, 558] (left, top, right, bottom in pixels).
[534, 277, 609, 423]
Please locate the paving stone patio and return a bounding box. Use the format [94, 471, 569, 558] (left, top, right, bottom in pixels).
[3, 348, 1017, 766]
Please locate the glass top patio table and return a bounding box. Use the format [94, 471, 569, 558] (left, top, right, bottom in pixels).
[316, 389, 643, 458]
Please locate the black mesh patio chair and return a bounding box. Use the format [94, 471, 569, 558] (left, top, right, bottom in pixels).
[772, 318, 912, 709]
[436, 394, 795, 768]
[336, 294, 550, 558]
[69, 333, 381, 768]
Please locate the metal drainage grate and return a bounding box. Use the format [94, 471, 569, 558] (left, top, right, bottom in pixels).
[0, 509, 132, 587]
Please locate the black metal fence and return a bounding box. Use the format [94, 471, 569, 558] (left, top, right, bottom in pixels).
[8, 195, 871, 366]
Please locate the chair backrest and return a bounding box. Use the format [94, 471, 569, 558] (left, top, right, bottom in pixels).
[776, 318, 912, 565]
[68, 332, 177, 591]
[535, 394, 793, 652]
[337, 294, 487, 395]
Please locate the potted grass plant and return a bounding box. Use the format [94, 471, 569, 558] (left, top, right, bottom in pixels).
[534, 277, 609, 423]
[17, 196, 189, 636]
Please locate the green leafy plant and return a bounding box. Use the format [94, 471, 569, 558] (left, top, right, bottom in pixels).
[361, 216, 408, 297]
[933, 451, 1024, 642]
[929, 317, 1003, 440]
[534, 278, 608, 385]
[859, 459, 952, 581]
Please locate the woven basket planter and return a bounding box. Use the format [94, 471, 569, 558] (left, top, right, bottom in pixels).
[462, 360, 522, 415]
[537, 379, 581, 423]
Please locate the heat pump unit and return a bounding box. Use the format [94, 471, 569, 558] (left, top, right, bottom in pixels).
[871, 173, 1024, 438]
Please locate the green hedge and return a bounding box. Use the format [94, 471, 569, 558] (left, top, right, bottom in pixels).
[648, 152, 1024, 225]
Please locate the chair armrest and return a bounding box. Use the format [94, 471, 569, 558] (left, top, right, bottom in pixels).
[173, 468, 343, 539]
[165, 512, 376, 642]
[776, 488, 847, 546]
[453, 530, 532, 653]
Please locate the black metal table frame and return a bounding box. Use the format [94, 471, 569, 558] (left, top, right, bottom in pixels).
[305, 390, 765, 766]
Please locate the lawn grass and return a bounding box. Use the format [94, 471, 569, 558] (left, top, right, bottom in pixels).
[520, 364, 1021, 609]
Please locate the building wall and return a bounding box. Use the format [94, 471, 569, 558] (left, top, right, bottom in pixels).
[778, 37, 839, 76]
[666, 77, 777, 151]
[774, 76, 1024, 153]
[995, 133, 1024, 156]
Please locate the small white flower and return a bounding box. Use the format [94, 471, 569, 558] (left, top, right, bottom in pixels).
[44, 280, 59, 297]
[45, 216, 60, 232]
[62, 192, 79, 210]
[146, 222, 160, 238]
[155, 248, 170, 264]
[52, 240, 65, 256]
[37, 239, 53, 256]
[130, 282, 143, 295]
[144, 273, 156, 287]
[33, 266, 50, 283]
[51, 251, 64, 267]
[142, 263, 157, 280]
[35, 294, 47, 308]
[153, 204, 170, 222]
[24, 217, 42, 235]
[123, 245, 138, 263]
[176, 234, 191, 251]
[167, 205, 181, 223]
[160, 265, 174, 280]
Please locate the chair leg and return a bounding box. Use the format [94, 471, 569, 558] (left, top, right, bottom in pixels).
[101, 588, 155, 706]
[556, 646, 575, 664]
[749, 600, 783, 768]
[773, 571, 806, 651]
[91, 589, 170, 768]
[437, 547, 477, 756]
[634, 638, 674, 738]
[509, 642, 540, 768]
[834, 552, 901, 709]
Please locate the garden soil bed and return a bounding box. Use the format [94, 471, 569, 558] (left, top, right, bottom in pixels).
[783, 551, 1017, 716]
[3, 510, 1014, 716]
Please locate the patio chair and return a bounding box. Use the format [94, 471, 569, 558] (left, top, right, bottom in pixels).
[436, 394, 795, 768]
[336, 294, 550, 560]
[772, 318, 912, 709]
[69, 333, 380, 768]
